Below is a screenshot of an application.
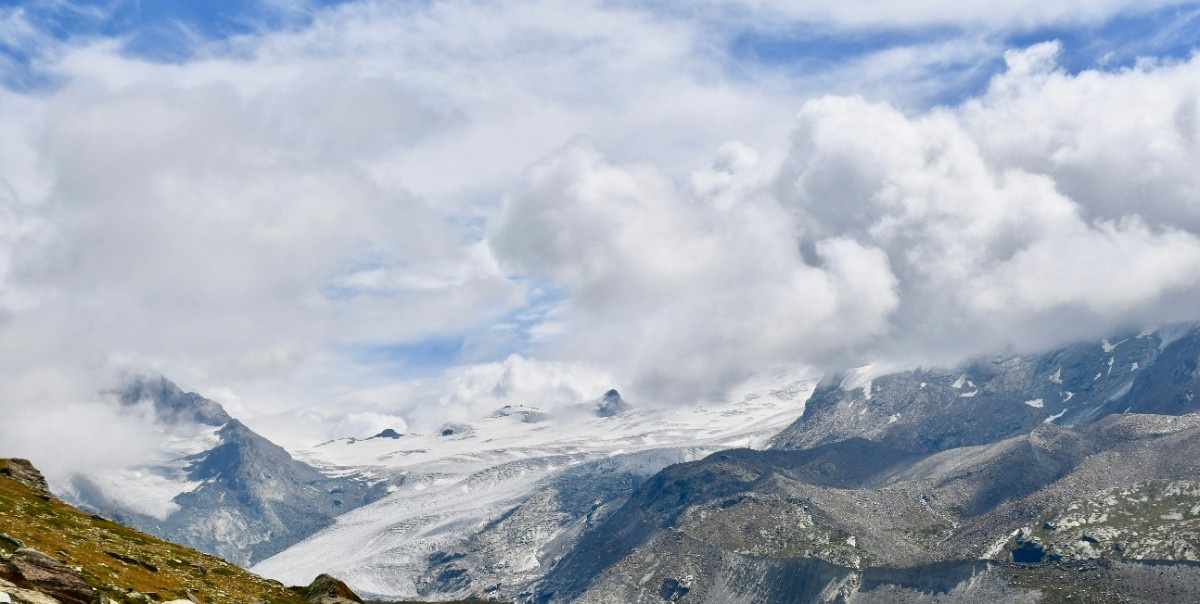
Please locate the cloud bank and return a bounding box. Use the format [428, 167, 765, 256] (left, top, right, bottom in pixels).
[0, 1, 1199, 473]
[491, 41, 1200, 400]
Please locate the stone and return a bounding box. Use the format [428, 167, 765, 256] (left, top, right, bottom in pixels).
[0, 588, 61, 604]
[3, 550, 93, 604]
[0, 461, 49, 497]
[298, 574, 363, 604]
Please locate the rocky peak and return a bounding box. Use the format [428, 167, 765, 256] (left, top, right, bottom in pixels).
[595, 389, 632, 417]
[188, 420, 324, 484]
[0, 460, 49, 498]
[113, 375, 232, 427]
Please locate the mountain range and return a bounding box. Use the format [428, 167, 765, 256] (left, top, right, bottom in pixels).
[45, 324, 1200, 603]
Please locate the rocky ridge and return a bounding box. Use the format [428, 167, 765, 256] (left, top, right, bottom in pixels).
[512, 325, 1200, 603]
[62, 377, 384, 566]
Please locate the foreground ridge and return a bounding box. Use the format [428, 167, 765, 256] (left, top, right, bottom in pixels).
[0, 458, 496, 604]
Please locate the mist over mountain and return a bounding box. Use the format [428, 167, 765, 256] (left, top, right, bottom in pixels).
[62, 377, 383, 566]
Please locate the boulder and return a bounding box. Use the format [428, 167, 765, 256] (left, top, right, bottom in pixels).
[297, 574, 363, 604]
[0, 461, 49, 497]
[0, 549, 93, 604]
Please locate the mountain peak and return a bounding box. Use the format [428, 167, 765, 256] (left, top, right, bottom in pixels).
[113, 375, 232, 427]
[595, 389, 631, 417]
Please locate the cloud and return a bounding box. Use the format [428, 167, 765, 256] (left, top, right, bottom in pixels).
[775, 57, 1200, 362]
[1, 0, 1200, 471]
[490, 42, 1200, 398]
[490, 142, 900, 401]
[690, 0, 1196, 29]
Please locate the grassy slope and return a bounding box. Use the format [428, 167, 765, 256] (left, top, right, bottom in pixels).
[0, 459, 498, 604]
[0, 458, 307, 604]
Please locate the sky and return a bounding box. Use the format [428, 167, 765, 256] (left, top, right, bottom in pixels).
[3, 0, 1200, 475]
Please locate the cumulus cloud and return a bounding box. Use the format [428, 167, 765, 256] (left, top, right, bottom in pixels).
[2, 0, 1200, 472]
[490, 42, 1200, 397]
[490, 143, 899, 401]
[776, 61, 1200, 362]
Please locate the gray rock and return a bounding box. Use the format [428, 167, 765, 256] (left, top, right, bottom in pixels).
[0, 549, 92, 604]
[0, 461, 49, 497]
[65, 377, 383, 566]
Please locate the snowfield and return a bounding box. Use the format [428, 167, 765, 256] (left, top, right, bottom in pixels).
[251, 369, 817, 598]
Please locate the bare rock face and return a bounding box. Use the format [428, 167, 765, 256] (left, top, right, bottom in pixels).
[0, 549, 94, 604]
[594, 390, 631, 418]
[298, 574, 363, 604]
[0, 461, 49, 498]
[0, 578, 63, 604]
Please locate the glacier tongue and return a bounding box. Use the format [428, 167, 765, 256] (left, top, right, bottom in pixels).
[251, 369, 817, 599]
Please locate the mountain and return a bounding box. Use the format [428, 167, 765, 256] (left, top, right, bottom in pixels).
[770, 324, 1198, 453]
[61, 376, 383, 566]
[251, 370, 818, 600]
[523, 324, 1200, 603]
[61, 325, 1200, 602]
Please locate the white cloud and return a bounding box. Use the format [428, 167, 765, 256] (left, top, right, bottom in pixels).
[692, 0, 1194, 29]
[489, 42, 1200, 395]
[490, 142, 899, 401]
[1, 0, 1200, 470]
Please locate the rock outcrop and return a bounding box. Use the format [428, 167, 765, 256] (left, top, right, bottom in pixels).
[298, 574, 364, 604]
[0, 549, 94, 604]
[0, 461, 49, 498]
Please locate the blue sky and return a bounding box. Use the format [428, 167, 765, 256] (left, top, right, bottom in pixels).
[8, 1, 1200, 98]
[4, 0, 1200, 445]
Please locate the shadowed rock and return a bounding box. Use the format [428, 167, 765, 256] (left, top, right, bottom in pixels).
[0, 549, 94, 604]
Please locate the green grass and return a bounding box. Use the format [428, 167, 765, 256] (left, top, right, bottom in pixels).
[0, 459, 510, 604]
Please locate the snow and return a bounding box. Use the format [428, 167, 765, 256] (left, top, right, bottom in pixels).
[1157, 323, 1197, 351]
[1044, 409, 1067, 423]
[983, 529, 1022, 559]
[1064, 391, 1075, 402]
[1050, 369, 1062, 385]
[959, 390, 978, 398]
[839, 365, 876, 400]
[1024, 399, 1044, 409]
[69, 468, 203, 520]
[952, 376, 966, 389]
[254, 369, 819, 598]
[61, 425, 219, 520]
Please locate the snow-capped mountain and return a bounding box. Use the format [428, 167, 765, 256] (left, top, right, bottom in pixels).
[527, 324, 1200, 603]
[250, 371, 818, 599]
[61, 376, 381, 566]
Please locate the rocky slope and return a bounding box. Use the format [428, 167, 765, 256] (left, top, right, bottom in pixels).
[513, 325, 1200, 603]
[528, 412, 1200, 603]
[61, 377, 382, 566]
[771, 324, 1199, 453]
